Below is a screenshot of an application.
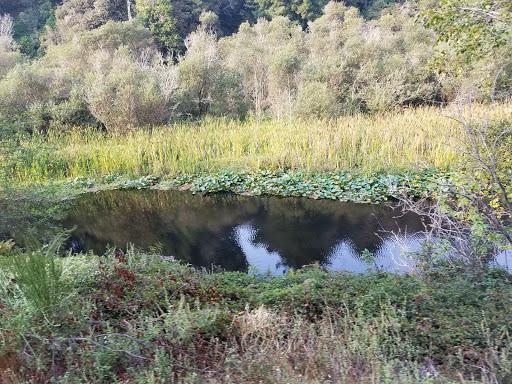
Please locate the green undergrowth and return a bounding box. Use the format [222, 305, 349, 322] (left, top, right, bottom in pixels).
[64, 168, 451, 203]
[1, 244, 512, 383]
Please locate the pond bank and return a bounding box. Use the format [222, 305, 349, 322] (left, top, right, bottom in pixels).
[65, 168, 450, 203]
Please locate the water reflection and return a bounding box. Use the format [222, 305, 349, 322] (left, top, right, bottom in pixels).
[63, 190, 429, 274]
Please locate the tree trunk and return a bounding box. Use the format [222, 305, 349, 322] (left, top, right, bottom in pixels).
[127, 0, 132, 20]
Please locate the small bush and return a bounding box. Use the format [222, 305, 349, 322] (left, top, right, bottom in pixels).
[7, 233, 68, 314]
[85, 48, 169, 134]
[294, 81, 340, 118]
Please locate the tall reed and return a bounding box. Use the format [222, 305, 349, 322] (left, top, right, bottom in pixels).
[9, 104, 508, 181]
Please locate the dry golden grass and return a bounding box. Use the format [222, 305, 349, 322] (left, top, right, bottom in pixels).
[10, 103, 511, 181]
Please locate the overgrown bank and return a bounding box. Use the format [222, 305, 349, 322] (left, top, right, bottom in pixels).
[66, 168, 449, 203]
[1, 244, 512, 383]
[1, 107, 462, 182]
[0, 107, 463, 204]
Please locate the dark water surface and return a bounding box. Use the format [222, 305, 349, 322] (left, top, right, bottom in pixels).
[63, 190, 430, 274]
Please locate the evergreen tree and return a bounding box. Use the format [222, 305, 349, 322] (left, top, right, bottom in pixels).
[253, 0, 330, 27]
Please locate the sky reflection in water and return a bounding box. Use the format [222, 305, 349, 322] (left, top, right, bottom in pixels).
[63, 189, 436, 274]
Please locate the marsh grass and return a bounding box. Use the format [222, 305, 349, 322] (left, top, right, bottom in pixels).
[6, 106, 483, 182]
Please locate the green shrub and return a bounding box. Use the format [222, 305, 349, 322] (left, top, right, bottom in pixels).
[48, 93, 100, 130]
[0, 239, 14, 255]
[0, 63, 52, 117]
[294, 81, 339, 118]
[7, 233, 68, 314]
[0, 49, 21, 80]
[85, 47, 169, 133]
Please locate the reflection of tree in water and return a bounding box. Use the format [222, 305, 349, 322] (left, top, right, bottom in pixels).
[65, 190, 255, 271]
[65, 190, 426, 272]
[250, 198, 426, 270]
[249, 198, 343, 269]
[0, 189, 72, 244]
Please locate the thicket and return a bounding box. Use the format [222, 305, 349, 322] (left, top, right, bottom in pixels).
[1, 0, 409, 52]
[2, 0, 510, 134]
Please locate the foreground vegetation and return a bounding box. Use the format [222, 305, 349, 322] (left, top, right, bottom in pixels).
[0, 242, 511, 383]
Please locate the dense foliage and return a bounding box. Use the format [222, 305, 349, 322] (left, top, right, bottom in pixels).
[1, 0, 509, 131]
[1, 0, 408, 50]
[421, 0, 512, 62]
[1, 244, 512, 382]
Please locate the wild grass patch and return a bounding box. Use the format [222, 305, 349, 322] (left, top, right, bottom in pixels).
[2, 106, 470, 182]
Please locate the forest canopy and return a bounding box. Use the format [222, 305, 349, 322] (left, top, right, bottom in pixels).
[0, 0, 510, 133]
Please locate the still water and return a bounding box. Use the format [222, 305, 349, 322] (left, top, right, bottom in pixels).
[63, 190, 429, 274]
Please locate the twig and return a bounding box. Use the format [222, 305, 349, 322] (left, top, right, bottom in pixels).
[62, 336, 153, 361]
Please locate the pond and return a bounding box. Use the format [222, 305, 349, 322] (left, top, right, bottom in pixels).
[61, 190, 430, 274]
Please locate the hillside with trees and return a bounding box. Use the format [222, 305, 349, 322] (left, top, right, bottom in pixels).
[1, 0, 509, 132]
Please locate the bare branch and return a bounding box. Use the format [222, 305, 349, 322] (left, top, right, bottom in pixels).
[454, 7, 511, 26]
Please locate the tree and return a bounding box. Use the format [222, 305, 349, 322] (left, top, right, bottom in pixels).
[399, 82, 512, 266]
[178, 27, 246, 116]
[400, 1, 512, 268]
[179, 30, 219, 115]
[0, 13, 14, 48]
[214, 0, 258, 34]
[302, 2, 439, 114]
[127, 0, 133, 19]
[1, 0, 60, 56]
[85, 46, 169, 133]
[78, 18, 155, 54]
[0, 14, 21, 79]
[168, 0, 203, 45]
[54, 0, 126, 31]
[0, 17, 165, 130]
[199, 10, 219, 33]
[219, 16, 304, 119]
[420, 0, 512, 62]
[48, 0, 130, 46]
[135, 0, 180, 52]
[253, 0, 330, 27]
